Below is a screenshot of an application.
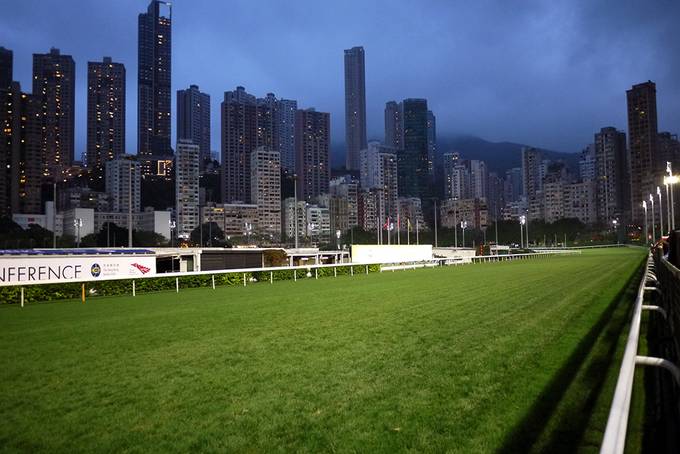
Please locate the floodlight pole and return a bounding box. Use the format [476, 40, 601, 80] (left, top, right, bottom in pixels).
[650, 194, 656, 244]
[53, 182, 57, 248]
[657, 187, 664, 237]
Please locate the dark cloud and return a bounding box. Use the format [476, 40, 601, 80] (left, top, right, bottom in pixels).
[1, 0, 678, 157]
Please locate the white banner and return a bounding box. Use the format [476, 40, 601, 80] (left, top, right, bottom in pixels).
[351, 244, 433, 264]
[0, 255, 156, 287]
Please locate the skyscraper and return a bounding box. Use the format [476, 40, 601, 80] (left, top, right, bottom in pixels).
[105, 155, 141, 214]
[469, 160, 488, 199]
[221, 87, 256, 203]
[295, 108, 330, 202]
[276, 98, 297, 173]
[344, 46, 367, 171]
[443, 152, 460, 200]
[33, 48, 75, 179]
[138, 0, 172, 173]
[0, 47, 12, 89]
[0, 82, 42, 216]
[521, 147, 543, 199]
[175, 140, 200, 238]
[594, 127, 628, 223]
[427, 110, 436, 179]
[251, 148, 281, 239]
[384, 101, 403, 150]
[177, 84, 210, 167]
[627, 81, 658, 224]
[359, 142, 398, 218]
[399, 98, 430, 198]
[87, 57, 125, 184]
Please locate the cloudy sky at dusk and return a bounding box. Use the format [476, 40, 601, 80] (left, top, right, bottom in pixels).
[1, 0, 679, 158]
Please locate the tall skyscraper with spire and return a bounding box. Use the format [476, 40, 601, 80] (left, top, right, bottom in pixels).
[138, 0, 172, 174]
[344, 46, 367, 171]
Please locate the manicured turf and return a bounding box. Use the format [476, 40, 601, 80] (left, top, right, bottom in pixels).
[0, 248, 645, 453]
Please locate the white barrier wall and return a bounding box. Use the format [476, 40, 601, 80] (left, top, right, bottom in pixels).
[0, 255, 157, 286]
[351, 244, 433, 264]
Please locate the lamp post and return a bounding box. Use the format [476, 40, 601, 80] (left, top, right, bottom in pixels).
[525, 212, 530, 247]
[519, 215, 526, 249]
[433, 199, 438, 248]
[642, 201, 648, 245]
[245, 222, 253, 245]
[461, 220, 468, 248]
[665, 162, 677, 231]
[74, 218, 83, 248]
[293, 174, 299, 249]
[665, 180, 671, 234]
[649, 194, 656, 244]
[657, 186, 664, 237]
[612, 219, 619, 245]
[336, 229, 341, 250]
[169, 220, 176, 247]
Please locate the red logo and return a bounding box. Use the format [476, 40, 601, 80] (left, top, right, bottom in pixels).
[131, 263, 151, 274]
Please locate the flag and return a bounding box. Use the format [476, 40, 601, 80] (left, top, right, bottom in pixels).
[383, 216, 390, 229]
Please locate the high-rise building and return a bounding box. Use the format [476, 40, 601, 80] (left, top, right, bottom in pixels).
[0, 82, 42, 216]
[220, 87, 281, 204]
[0, 47, 12, 89]
[277, 98, 297, 173]
[384, 101, 403, 150]
[399, 98, 430, 198]
[658, 132, 680, 170]
[521, 147, 543, 199]
[221, 86, 257, 203]
[105, 155, 141, 214]
[177, 84, 210, 167]
[427, 110, 436, 179]
[295, 108, 330, 202]
[175, 140, 200, 238]
[251, 148, 281, 239]
[469, 160, 488, 199]
[359, 142, 398, 218]
[87, 57, 125, 182]
[594, 127, 628, 223]
[564, 180, 597, 225]
[138, 0, 172, 172]
[306, 204, 331, 244]
[579, 144, 596, 182]
[33, 48, 76, 179]
[487, 172, 504, 220]
[627, 81, 658, 223]
[443, 152, 460, 199]
[329, 177, 359, 228]
[504, 167, 523, 203]
[344, 46, 367, 171]
[283, 197, 307, 241]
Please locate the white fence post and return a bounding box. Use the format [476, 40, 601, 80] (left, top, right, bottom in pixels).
[175, 277, 179, 293]
[243, 273, 246, 287]
[20, 287, 24, 308]
[132, 280, 136, 297]
[270, 271, 273, 284]
[212, 275, 215, 289]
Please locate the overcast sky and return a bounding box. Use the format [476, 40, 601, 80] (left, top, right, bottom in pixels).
[1, 0, 679, 158]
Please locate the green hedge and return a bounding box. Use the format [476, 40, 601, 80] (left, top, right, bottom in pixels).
[0, 264, 381, 305]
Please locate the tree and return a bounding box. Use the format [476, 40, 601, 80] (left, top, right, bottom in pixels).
[190, 222, 226, 247]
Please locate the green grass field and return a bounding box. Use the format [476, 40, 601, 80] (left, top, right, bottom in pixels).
[0, 248, 645, 453]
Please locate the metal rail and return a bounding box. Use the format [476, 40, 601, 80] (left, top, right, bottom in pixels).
[12, 249, 581, 305]
[600, 253, 680, 453]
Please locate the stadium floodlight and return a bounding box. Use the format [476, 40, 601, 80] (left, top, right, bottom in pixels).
[642, 201, 648, 245]
[519, 215, 526, 249]
[657, 186, 664, 236]
[665, 164, 678, 230]
[649, 194, 656, 244]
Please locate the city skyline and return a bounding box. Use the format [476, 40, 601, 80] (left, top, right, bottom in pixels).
[1, 1, 679, 158]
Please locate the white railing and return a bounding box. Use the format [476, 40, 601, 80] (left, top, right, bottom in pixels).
[600, 253, 680, 454]
[12, 249, 583, 305]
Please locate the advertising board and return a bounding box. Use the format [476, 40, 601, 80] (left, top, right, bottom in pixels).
[0, 255, 156, 287]
[351, 245, 433, 264]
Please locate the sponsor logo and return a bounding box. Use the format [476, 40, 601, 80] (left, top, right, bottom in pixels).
[91, 263, 101, 277]
[131, 263, 151, 274]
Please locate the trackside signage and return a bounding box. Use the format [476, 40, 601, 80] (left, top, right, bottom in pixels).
[0, 256, 156, 287]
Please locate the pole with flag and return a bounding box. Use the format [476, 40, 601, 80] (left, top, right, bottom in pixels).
[397, 211, 401, 245]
